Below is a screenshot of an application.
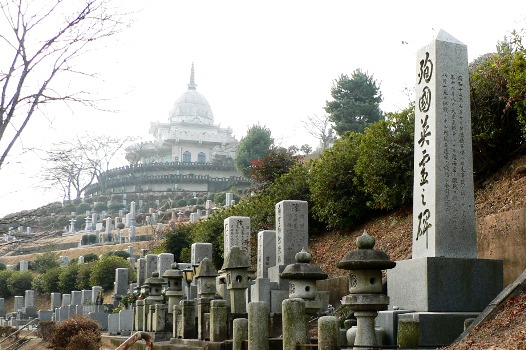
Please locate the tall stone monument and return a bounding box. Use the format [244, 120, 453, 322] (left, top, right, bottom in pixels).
[411, 30, 476, 259]
[386, 30, 503, 347]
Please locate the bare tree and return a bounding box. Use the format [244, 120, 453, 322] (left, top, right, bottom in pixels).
[41, 134, 133, 200]
[302, 114, 335, 150]
[0, 0, 125, 169]
[42, 142, 95, 201]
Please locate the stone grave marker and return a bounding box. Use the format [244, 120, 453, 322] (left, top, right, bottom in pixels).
[145, 254, 158, 280]
[137, 258, 146, 288]
[81, 290, 92, 305]
[257, 230, 276, 279]
[14, 296, 24, 312]
[191, 243, 213, 266]
[19, 260, 28, 271]
[92, 286, 103, 304]
[71, 291, 82, 305]
[24, 290, 34, 307]
[225, 193, 234, 206]
[157, 253, 175, 277]
[275, 200, 309, 266]
[224, 216, 251, 258]
[0, 298, 5, 317]
[114, 268, 129, 298]
[51, 293, 61, 310]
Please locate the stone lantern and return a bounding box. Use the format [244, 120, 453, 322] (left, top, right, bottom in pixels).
[142, 271, 166, 332]
[162, 263, 184, 328]
[194, 257, 219, 298]
[280, 249, 328, 315]
[338, 231, 396, 350]
[221, 245, 252, 314]
[194, 257, 219, 340]
[145, 271, 165, 303]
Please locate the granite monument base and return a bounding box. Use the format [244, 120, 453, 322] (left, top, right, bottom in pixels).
[375, 309, 414, 345]
[388, 257, 503, 312]
[397, 312, 479, 347]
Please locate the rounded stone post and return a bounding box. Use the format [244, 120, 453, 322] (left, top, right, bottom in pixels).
[210, 299, 228, 342]
[318, 316, 339, 350]
[233, 318, 248, 350]
[354, 311, 377, 348]
[248, 301, 269, 350]
[282, 298, 307, 350]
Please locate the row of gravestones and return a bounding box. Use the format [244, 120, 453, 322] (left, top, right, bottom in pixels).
[0, 287, 107, 329]
[110, 30, 506, 348]
[107, 200, 328, 342]
[107, 31, 509, 348]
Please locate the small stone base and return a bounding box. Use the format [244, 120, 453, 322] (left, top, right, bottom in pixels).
[375, 309, 414, 345]
[397, 312, 478, 347]
[388, 257, 502, 312]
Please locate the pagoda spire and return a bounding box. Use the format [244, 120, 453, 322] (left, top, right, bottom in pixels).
[188, 62, 197, 90]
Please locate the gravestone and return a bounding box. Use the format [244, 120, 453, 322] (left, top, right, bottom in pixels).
[119, 308, 134, 336]
[51, 293, 61, 310]
[268, 200, 309, 286]
[105, 217, 112, 235]
[256, 230, 276, 279]
[91, 213, 97, 230]
[275, 200, 308, 266]
[84, 216, 91, 231]
[251, 230, 277, 308]
[81, 290, 92, 305]
[78, 256, 85, 264]
[191, 243, 213, 266]
[19, 260, 28, 271]
[224, 216, 251, 258]
[108, 313, 120, 335]
[24, 290, 34, 307]
[59, 256, 69, 267]
[14, 296, 24, 312]
[225, 192, 234, 207]
[71, 291, 82, 305]
[385, 30, 503, 348]
[38, 310, 54, 321]
[137, 258, 146, 288]
[62, 294, 71, 306]
[114, 268, 129, 298]
[145, 254, 158, 280]
[0, 298, 5, 317]
[158, 253, 175, 277]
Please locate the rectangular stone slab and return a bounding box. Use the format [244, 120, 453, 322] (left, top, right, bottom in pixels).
[398, 312, 479, 347]
[388, 257, 502, 312]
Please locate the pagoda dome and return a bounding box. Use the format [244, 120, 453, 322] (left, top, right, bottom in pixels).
[169, 63, 214, 125]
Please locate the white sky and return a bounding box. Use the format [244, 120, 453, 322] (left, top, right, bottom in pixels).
[0, 0, 525, 217]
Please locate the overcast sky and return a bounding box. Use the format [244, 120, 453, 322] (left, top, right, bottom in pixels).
[0, 0, 525, 217]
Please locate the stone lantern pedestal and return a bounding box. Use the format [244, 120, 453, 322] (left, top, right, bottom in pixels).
[163, 263, 184, 332]
[194, 257, 219, 340]
[338, 232, 396, 350]
[221, 246, 252, 314]
[280, 249, 328, 341]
